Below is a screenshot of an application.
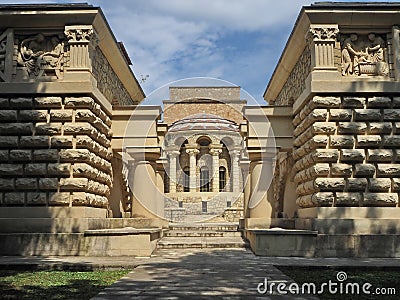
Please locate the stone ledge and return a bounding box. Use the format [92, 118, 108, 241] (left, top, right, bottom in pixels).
[84, 227, 161, 236]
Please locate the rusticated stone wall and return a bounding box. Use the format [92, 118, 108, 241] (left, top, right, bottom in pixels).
[294, 95, 400, 208]
[0, 96, 113, 208]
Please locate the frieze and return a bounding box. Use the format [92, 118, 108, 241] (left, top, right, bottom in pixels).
[91, 46, 133, 105]
[340, 32, 389, 77]
[273, 44, 311, 105]
[15, 32, 66, 80]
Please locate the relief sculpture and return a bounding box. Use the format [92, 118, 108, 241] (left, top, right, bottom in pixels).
[17, 33, 64, 79]
[341, 33, 389, 76]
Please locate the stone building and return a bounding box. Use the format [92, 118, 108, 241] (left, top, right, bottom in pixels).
[2, 2, 400, 257]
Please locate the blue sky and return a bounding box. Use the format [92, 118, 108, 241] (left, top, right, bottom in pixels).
[1, 0, 395, 104]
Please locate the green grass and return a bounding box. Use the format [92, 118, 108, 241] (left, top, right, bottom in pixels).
[278, 267, 400, 300]
[0, 269, 130, 300]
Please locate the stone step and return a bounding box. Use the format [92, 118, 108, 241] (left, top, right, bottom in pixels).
[164, 230, 242, 238]
[157, 236, 248, 249]
[169, 223, 239, 232]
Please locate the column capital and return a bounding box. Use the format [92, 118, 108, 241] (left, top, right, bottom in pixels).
[186, 148, 199, 155]
[209, 148, 222, 156]
[308, 24, 339, 41]
[64, 25, 98, 45]
[166, 150, 180, 158]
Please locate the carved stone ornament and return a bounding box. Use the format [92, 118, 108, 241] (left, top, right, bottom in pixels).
[64, 25, 98, 45]
[0, 29, 13, 82]
[309, 26, 339, 40]
[16, 33, 65, 79]
[341, 32, 389, 77]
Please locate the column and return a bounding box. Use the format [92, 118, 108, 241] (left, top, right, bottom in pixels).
[167, 151, 180, 193]
[249, 158, 274, 219]
[308, 25, 339, 70]
[186, 148, 199, 192]
[132, 160, 156, 214]
[240, 160, 251, 218]
[231, 149, 241, 193]
[209, 145, 222, 192]
[64, 25, 98, 70]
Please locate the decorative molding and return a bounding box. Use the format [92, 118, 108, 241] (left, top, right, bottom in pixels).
[64, 25, 96, 44]
[309, 26, 339, 41]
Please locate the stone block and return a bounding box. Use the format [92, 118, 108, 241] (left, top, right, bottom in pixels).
[63, 123, 94, 135]
[10, 150, 32, 161]
[338, 122, 367, 134]
[369, 122, 392, 134]
[64, 97, 94, 108]
[354, 109, 381, 121]
[367, 96, 391, 108]
[342, 97, 366, 108]
[0, 123, 32, 135]
[367, 149, 393, 162]
[20, 136, 49, 148]
[50, 110, 73, 121]
[0, 98, 9, 108]
[15, 178, 37, 190]
[311, 96, 341, 108]
[394, 123, 400, 134]
[312, 122, 336, 134]
[33, 97, 62, 108]
[0, 110, 17, 122]
[33, 149, 58, 162]
[0, 136, 18, 148]
[75, 109, 96, 122]
[313, 192, 335, 206]
[25, 163, 47, 176]
[384, 109, 400, 121]
[331, 163, 352, 176]
[0, 179, 14, 190]
[71, 192, 89, 206]
[9, 98, 32, 108]
[392, 178, 400, 191]
[330, 136, 355, 148]
[19, 110, 47, 122]
[328, 109, 352, 121]
[313, 149, 339, 162]
[340, 149, 365, 162]
[48, 192, 70, 206]
[50, 136, 73, 148]
[336, 192, 362, 206]
[72, 163, 96, 178]
[363, 193, 398, 206]
[39, 178, 59, 190]
[347, 178, 368, 191]
[369, 178, 391, 192]
[47, 163, 71, 176]
[59, 178, 88, 191]
[35, 123, 62, 135]
[87, 180, 110, 196]
[4, 192, 25, 205]
[354, 164, 376, 177]
[0, 150, 8, 161]
[384, 136, 400, 147]
[26, 192, 47, 205]
[377, 164, 400, 176]
[356, 135, 382, 148]
[393, 97, 400, 108]
[59, 149, 90, 162]
[315, 178, 345, 191]
[0, 164, 23, 176]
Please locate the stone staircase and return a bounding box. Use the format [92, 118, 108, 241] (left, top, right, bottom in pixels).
[157, 223, 248, 249]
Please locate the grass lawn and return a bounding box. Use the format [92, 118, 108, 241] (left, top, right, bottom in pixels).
[0, 269, 130, 300]
[278, 267, 400, 300]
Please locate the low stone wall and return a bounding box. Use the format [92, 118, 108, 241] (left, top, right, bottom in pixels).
[294, 95, 400, 208]
[0, 96, 113, 208]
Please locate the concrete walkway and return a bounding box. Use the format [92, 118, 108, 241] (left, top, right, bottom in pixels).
[2, 251, 400, 299]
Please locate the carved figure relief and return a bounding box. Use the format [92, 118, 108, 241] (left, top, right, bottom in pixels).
[341, 33, 389, 76]
[17, 33, 64, 79]
[0, 29, 13, 82]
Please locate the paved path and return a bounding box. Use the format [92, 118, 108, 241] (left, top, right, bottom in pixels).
[91, 249, 317, 299]
[2, 251, 400, 299]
